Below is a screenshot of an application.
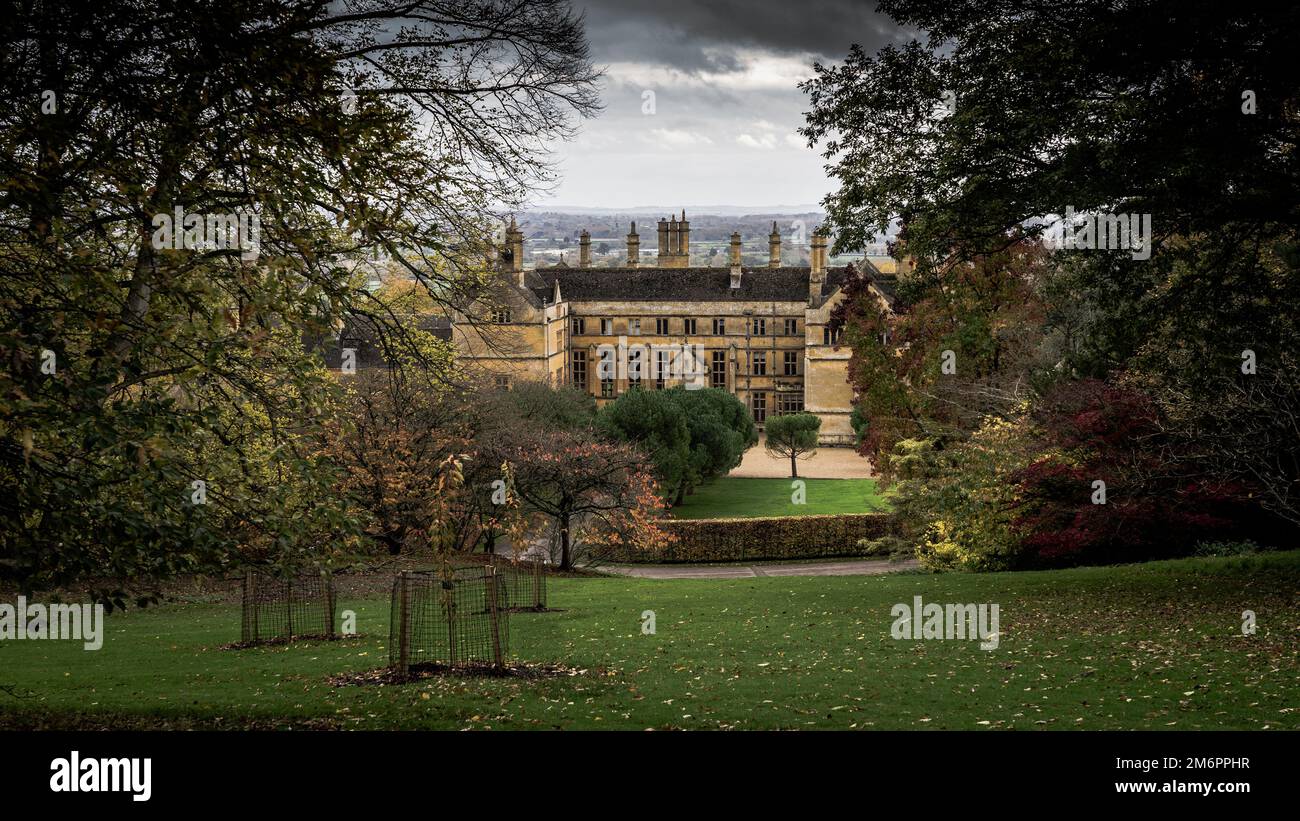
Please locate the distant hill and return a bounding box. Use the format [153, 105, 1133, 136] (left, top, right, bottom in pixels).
[530, 204, 826, 217]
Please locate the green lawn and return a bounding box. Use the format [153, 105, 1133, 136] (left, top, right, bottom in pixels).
[2, 552, 1297, 730]
[669, 477, 887, 519]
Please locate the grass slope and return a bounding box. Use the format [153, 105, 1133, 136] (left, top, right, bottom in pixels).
[669, 477, 887, 519]
[1, 552, 1296, 730]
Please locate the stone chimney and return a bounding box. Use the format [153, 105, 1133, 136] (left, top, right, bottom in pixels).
[626, 221, 640, 268]
[809, 228, 828, 300]
[768, 221, 781, 268]
[505, 216, 525, 286]
[579, 229, 591, 268]
[658, 210, 690, 267]
[811, 229, 828, 275]
[729, 231, 743, 289]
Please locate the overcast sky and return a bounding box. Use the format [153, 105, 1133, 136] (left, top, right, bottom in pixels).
[534, 0, 912, 210]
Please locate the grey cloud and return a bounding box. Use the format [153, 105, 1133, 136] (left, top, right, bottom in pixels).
[577, 0, 904, 68]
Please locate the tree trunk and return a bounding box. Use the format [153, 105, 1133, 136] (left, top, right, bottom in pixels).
[791, 452, 798, 479]
[559, 511, 571, 571]
[673, 482, 686, 507]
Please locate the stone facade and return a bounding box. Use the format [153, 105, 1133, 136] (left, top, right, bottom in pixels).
[451, 215, 896, 445]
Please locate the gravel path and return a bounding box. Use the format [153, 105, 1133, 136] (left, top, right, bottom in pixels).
[729, 437, 875, 479]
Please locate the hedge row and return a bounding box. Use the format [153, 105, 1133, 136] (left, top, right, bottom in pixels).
[626, 513, 896, 563]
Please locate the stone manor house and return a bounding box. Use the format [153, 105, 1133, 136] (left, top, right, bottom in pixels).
[451, 212, 897, 445]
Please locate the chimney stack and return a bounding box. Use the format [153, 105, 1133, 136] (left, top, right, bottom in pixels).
[505, 216, 525, 286]
[658, 211, 690, 267]
[627, 221, 640, 267]
[579, 229, 591, 268]
[809, 228, 828, 300]
[729, 231, 743, 289]
[768, 221, 781, 268]
[810, 228, 828, 276]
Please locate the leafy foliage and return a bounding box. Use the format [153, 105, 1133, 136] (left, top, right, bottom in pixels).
[480, 426, 671, 570]
[834, 241, 1051, 472]
[0, 0, 599, 598]
[598, 387, 756, 504]
[805, 1, 1300, 568]
[1009, 380, 1270, 567]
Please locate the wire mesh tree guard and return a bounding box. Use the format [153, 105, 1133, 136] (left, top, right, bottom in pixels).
[389, 567, 509, 675]
[487, 555, 548, 611]
[240, 569, 337, 644]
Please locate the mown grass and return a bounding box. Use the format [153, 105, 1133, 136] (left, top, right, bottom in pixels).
[0, 552, 1296, 730]
[669, 477, 887, 519]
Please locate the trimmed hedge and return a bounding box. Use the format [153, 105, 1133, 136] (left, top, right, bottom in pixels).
[625, 513, 896, 563]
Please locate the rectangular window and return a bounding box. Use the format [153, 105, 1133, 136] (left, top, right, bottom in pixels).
[601, 377, 615, 398]
[491, 309, 512, 324]
[711, 350, 727, 389]
[571, 350, 587, 391]
[712, 317, 726, 335]
[494, 375, 510, 391]
[750, 317, 766, 336]
[751, 352, 767, 376]
[683, 318, 697, 335]
[752, 391, 767, 423]
[629, 318, 641, 334]
[784, 318, 798, 336]
[628, 348, 642, 388]
[656, 350, 668, 389]
[777, 393, 804, 415]
[823, 326, 841, 345]
[784, 350, 799, 376]
[656, 317, 670, 335]
[571, 317, 585, 335]
[601, 318, 613, 336]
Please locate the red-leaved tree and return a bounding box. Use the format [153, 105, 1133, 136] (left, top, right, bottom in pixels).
[1010, 379, 1265, 566]
[479, 427, 672, 570]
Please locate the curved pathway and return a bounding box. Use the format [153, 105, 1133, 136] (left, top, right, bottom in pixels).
[597, 557, 918, 579]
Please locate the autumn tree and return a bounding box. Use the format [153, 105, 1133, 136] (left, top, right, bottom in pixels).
[832, 244, 1052, 472]
[481, 427, 670, 571]
[0, 0, 599, 599]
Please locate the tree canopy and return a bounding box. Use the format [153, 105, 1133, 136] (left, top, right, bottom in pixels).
[0, 0, 600, 600]
[763, 413, 820, 479]
[804, 0, 1300, 562]
[598, 387, 756, 504]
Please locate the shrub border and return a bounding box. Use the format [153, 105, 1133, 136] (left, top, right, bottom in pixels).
[625, 513, 896, 563]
